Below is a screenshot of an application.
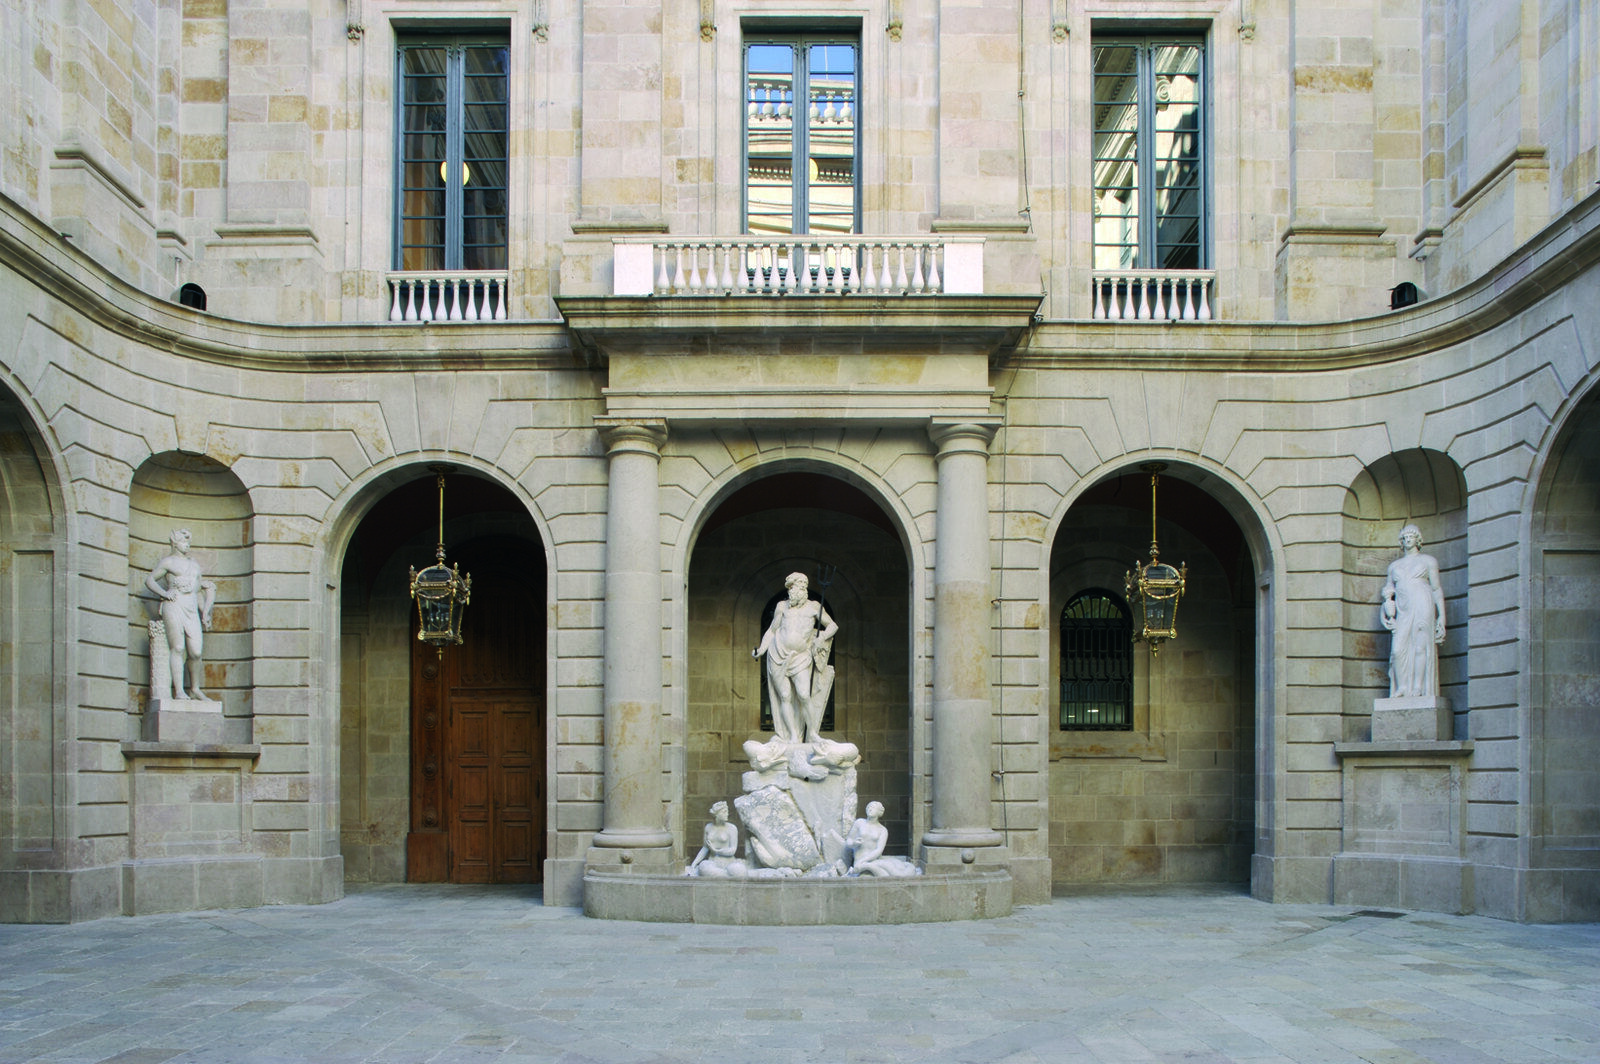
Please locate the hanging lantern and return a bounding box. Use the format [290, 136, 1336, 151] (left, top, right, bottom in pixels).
[1124, 463, 1186, 654]
[409, 469, 471, 654]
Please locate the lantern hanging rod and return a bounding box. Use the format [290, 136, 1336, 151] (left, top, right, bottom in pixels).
[1141, 461, 1166, 561]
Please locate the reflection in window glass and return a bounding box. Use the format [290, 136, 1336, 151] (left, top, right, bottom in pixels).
[745, 38, 858, 236]
[1092, 38, 1206, 272]
[397, 39, 509, 271]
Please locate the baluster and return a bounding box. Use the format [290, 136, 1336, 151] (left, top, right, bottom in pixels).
[418, 280, 434, 322]
[895, 244, 909, 291]
[1197, 278, 1211, 320]
[656, 244, 671, 293]
[667, 245, 683, 292]
[1093, 277, 1106, 319]
[1182, 278, 1196, 320]
[862, 243, 878, 292]
[925, 243, 942, 292]
[1110, 278, 1125, 320]
[404, 280, 418, 321]
[390, 280, 403, 322]
[688, 244, 703, 291]
[1151, 278, 1167, 321]
[446, 278, 461, 320]
[464, 279, 480, 321]
[787, 243, 802, 293]
[910, 244, 925, 292]
[1134, 276, 1149, 319]
[720, 243, 734, 292]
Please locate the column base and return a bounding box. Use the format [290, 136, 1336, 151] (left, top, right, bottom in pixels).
[585, 837, 675, 875]
[920, 835, 1007, 872]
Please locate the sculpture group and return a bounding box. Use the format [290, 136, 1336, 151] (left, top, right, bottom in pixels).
[689, 571, 918, 879]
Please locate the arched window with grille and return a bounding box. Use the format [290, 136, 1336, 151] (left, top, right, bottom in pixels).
[1060, 589, 1134, 730]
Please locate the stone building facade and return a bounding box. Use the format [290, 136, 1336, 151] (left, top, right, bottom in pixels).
[0, 0, 1596, 922]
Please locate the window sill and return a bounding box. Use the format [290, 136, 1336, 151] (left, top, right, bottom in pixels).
[1050, 730, 1168, 762]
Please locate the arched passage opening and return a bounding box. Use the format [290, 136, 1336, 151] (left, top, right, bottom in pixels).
[684, 470, 913, 858]
[1528, 386, 1600, 921]
[0, 386, 65, 922]
[1047, 466, 1259, 887]
[338, 470, 546, 885]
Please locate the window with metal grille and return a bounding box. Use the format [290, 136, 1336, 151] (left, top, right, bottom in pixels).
[1092, 36, 1207, 270]
[395, 36, 509, 271]
[744, 36, 859, 236]
[1060, 589, 1134, 730]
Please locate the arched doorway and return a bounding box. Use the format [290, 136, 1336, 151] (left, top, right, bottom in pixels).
[684, 470, 913, 856]
[0, 387, 64, 921]
[338, 472, 546, 885]
[1528, 387, 1600, 920]
[1047, 466, 1259, 886]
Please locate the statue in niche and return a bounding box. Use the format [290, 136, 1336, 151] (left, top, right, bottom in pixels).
[843, 801, 919, 877]
[1380, 524, 1446, 699]
[746, 571, 858, 780]
[145, 527, 217, 703]
[753, 572, 838, 744]
[686, 801, 748, 878]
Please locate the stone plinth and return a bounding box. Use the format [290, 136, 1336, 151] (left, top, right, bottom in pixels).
[584, 869, 1012, 925]
[1371, 696, 1452, 742]
[1332, 740, 1474, 913]
[143, 698, 225, 744]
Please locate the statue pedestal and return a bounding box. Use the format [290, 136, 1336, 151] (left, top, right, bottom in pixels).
[1371, 695, 1451, 742]
[144, 697, 224, 745]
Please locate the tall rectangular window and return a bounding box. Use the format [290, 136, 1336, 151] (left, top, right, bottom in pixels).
[1092, 36, 1206, 271]
[396, 36, 509, 271]
[744, 37, 859, 236]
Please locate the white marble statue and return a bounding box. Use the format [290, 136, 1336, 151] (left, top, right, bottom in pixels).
[752, 572, 838, 745]
[686, 801, 748, 878]
[844, 801, 919, 877]
[145, 528, 217, 703]
[1380, 524, 1446, 699]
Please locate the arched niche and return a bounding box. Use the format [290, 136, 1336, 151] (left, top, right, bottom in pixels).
[1046, 467, 1258, 887]
[1527, 387, 1600, 920]
[0, 386, 66, 919]
[336, 470, 546, 886]
[127, 453, 253, 739]
[685, 470, 913, 858]
[1339, 449, 1468, 738]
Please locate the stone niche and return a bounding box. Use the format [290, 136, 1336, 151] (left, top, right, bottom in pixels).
[122, 452, 261, 915]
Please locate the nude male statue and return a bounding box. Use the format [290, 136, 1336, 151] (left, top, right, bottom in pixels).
[752, 572, 838, 744]
[145, 528, 217, 702]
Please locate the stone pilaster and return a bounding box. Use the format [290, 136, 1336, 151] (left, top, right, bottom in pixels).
[922, 419, 1005, 864]
[589, 420, 673, 868]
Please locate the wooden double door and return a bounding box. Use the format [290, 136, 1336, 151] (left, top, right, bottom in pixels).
[407, 540, 545, 883]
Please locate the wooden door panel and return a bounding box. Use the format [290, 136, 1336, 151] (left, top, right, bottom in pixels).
[412, 537, 547, 884]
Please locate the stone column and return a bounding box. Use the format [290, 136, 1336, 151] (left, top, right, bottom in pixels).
[589, 420, 673, 867]
[922, 420, 1005, 864]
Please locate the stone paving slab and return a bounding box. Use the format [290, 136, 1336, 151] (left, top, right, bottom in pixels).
[1, 885, 1598, 1063]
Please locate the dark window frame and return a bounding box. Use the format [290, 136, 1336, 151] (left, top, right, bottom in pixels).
[1059, 588, 1135, 731]
[394, 33, 510, 272]
[1091, 33, 1210, 271]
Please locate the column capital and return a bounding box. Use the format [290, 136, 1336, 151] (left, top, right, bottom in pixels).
[596, 418, 668, 456]
[929, 418, 1001, 458]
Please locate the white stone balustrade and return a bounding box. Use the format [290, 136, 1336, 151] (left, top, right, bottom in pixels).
[1091, 270, 1216, 321]
[386, 272, 510, 322]
[613, 237, 985, 297]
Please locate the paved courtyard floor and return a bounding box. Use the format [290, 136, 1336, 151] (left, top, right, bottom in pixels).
[1, 884, 1598, 1064]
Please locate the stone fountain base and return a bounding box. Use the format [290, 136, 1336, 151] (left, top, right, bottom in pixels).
[583, 868, 1012, 925]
